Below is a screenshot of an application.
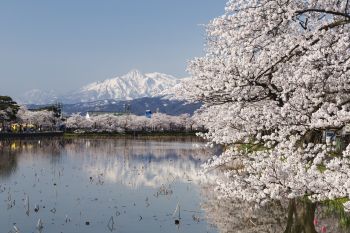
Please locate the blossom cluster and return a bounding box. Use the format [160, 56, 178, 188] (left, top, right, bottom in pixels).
[65, 112, 200, 133]
[176, 0, 350, 210]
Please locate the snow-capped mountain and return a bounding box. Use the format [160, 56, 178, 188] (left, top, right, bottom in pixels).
[18, 70, 186, 104]
[17, 89, 58, 105]
[65, 69, 184, 103]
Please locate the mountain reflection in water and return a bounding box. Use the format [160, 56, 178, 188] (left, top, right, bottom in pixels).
[0, 138, 348, 233]
[0, 138, 219, 233]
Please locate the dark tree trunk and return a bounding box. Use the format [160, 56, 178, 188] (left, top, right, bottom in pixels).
[284, 199, 317, 233]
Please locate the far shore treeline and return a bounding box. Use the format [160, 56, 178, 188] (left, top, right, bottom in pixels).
[0, 95, 204, 134]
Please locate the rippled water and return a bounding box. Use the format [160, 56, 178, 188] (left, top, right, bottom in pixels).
[0, 138, 218, 233]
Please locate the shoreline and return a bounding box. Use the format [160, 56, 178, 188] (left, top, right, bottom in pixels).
[0, 131, 205, 141]
[63, 131, 204, 140]
[0, 131, 64, 140]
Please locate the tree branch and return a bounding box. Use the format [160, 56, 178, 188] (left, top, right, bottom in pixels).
[295, 9, 350, 19]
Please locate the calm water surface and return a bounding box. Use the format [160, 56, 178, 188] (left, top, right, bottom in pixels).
[0, 138, 218, 233]
[1, 138, 349, 233]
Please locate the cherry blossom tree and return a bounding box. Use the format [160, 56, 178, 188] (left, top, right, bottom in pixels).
[175, 0, 350, 211]
[65, 113, 196, 133]
[17, 107, 56, 130]
[66, 113, 94, 130]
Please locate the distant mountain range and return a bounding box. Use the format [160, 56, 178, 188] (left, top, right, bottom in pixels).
[17, 70, 186, 105]
[17, 69, 199, 116]
[17, 89, 58, 105]
[27, 96, 201, 116]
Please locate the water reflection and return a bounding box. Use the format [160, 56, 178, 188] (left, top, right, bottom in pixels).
[0, 138, 219, 233]
[202, 186, 350, 233]
[63, 139, 217, 188]
[0, 138, 348, 233]
[0, 148, 17, 178]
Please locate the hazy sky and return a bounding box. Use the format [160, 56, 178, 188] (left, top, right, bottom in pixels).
[0, 0, 227, 97]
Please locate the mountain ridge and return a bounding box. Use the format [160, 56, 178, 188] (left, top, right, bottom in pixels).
[17, 70, 186, 105]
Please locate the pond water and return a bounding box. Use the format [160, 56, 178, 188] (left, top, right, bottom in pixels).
[0, 138, 349, 233]
[0, 138, 219, 233]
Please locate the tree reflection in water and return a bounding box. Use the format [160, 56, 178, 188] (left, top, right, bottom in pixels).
[1, 138, 349, 233]
[0, 137, 220, 233]
[0, 142, 18, 178]
[0, 139, 65, 170]
[202, 186, 350, 233]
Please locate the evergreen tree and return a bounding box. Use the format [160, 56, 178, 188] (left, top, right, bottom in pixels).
[0, 96, 19, 122]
